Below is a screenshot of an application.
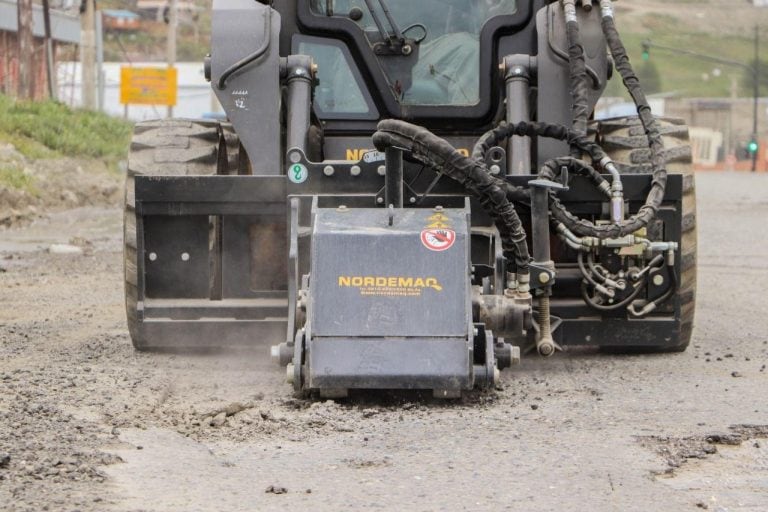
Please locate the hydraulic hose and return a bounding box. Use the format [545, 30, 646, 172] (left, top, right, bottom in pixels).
[598, 0, 668, 233]
[538, 156, 611, 197]
[471, 121, 608, 164]
[579, 252, 647, 311]
[586, 252, 608, 283]
[372, 119, 531, 273]
[562, 0, 590, 154]
[580, 278, 646, 312]
[577, 252, 615, 299]
[628, 251, 678, 317]
[472, 120, 665, 239]
[470, 1, 669, 240]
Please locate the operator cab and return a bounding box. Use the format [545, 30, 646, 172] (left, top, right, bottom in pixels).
[307, 0, 517, 106]
[276, 0, 532, 131]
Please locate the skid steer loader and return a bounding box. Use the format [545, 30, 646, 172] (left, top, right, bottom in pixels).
[124, 0, 696, 398]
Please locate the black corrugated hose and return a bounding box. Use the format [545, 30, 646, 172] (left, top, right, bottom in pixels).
[564, 2, 590, 155]
[540, 6, 670, 239]
[468, 2, 669, 241]
[372, 120, 530, 273]
[600, 8, 668, 229]
[470, 121, 610, 178]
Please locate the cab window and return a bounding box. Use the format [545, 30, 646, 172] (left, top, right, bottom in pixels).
[294, 36, 379, 119]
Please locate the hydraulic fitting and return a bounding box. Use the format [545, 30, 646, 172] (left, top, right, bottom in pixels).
[562, 0, 578, 23]
[517, 272, 531, 294]
[628, 301, 657, 318]
[600, 156, 624, 224]
[505, 271, 518, 292]
[599, 0, 614, 18]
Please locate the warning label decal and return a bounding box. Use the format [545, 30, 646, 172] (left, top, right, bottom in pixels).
[425, 212, 451, 229]
[420, 228, 456, 252]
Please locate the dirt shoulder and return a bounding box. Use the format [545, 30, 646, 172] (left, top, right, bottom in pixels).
[0, 143, 122, 228]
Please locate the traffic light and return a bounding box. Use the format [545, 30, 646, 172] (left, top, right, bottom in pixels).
[748, 139, 759, 155]
[641, 41, 651, 61]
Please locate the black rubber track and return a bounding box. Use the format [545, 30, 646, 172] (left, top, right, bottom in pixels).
[123, 119, 234, 350]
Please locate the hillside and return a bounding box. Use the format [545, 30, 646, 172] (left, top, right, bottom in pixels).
[98, 0, 768, 98]
[0, 94, 131, 226]
[608, 0, 768, 98]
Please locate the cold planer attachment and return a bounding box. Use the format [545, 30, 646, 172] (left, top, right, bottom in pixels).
[274, 202, 519, 399]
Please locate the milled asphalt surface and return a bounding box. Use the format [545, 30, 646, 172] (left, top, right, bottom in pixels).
[0, 171, 766, 511]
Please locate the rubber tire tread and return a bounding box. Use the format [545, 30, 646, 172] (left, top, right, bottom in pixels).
[124, 119, 229, 350]
[591, 116, 696, 353]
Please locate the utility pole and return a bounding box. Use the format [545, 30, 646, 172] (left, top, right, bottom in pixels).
[16, 0, 34, 100]
[42, 0, 56, 100]
[166, 0, 178, 118]
[96, 11, 104, 111]
[81, 0, 97, 109]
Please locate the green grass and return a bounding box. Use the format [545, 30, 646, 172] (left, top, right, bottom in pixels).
[0, 165, 37, 195]
[0, 94, 132, 162]
[0, 132, 56, 160]
[608, 15, 760, 99]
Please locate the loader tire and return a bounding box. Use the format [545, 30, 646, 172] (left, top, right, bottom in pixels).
[124, 119, 235, 350]
[591, 116, 696, 353]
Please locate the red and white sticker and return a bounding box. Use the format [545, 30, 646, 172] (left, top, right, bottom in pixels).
[420, 228, 456, 252]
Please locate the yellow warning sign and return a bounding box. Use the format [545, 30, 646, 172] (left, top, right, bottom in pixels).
[120, 67, 177, 106]
[426, 213, 451, 229]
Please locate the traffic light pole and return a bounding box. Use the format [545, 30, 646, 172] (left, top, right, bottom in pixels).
[643, 27, 760, 172]
[753, 25, 759, 173]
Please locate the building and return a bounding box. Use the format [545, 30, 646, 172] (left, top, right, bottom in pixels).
[102, 9, 141, 32]
[135, 0, 200, 23]
[0, 0, 80, 99]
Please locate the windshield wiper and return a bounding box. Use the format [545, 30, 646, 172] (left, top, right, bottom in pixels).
[362, 0, 411, 55]
[376, 0, 404, 42]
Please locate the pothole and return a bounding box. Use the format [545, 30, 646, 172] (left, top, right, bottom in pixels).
[637, 424, 768, 475]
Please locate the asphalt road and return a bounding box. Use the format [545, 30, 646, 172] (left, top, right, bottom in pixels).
[0, 172, 766, 511]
